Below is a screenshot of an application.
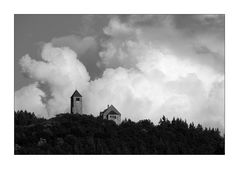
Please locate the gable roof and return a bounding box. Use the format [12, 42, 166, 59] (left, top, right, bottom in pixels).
[71, 90, 82, 98]
[108, 111, 119, 115]
[102, 105, 121, 116]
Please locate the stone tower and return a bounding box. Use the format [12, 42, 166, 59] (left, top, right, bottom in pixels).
[71, 90, 82, 114]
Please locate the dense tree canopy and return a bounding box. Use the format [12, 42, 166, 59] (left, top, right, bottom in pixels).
[14, 111, 224, 154]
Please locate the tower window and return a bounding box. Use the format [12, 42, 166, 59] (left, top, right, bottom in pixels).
[76, 98, 80, 101]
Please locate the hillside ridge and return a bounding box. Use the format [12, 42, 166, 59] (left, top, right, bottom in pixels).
[14, 111, 224, 154]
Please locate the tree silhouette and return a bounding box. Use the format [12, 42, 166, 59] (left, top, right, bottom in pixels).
[14, 111, 224, 154]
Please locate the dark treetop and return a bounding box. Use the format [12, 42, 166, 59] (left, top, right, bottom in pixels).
[14, 110, 224, 154]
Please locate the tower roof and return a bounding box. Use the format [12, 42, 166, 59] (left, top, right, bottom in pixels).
[71, 90, 82, 98]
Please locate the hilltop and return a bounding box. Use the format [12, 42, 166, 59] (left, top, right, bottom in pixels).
[14, 111, 224, 154]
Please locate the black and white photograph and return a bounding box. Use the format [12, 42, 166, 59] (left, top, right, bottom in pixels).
[14, 14, 225, 155]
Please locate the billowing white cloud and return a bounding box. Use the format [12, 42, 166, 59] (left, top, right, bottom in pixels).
[98, 17, 143, 68]
[87, 48, 224, 131]
[125, 15, 225, 73]
[93, 17, 224, 132]
[15, 15, 224, 133]
[17, 43, 90, 117]
[14, 82, 48, 117]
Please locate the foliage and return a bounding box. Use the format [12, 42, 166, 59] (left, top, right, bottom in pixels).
[15, 110, 46, 126]
[14, 111, 224, 154]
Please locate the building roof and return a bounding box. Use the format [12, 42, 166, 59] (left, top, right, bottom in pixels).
[101, 105, 121, 116]
[71, 90, 82, 98]
[108, 111, 119, 115]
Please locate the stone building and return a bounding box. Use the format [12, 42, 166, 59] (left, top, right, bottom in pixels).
[100, 105, 121, 125]
[71, 90, 82, 114]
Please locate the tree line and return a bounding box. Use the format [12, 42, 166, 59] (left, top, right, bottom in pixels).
[14, 110, 224, 154]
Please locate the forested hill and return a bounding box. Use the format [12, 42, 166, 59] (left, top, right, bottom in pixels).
[14, 111, 224, 154]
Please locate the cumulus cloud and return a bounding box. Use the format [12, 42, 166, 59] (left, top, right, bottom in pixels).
[15, 15, 224, 133]
[98, 17, 143, 68]
[88, 48, 224, 131]
[50, 34, 102, 79]
[14, 82, 48, 117]
[123, 15, 225, 73]
[51, 34, 97, 56]
[17, 43, 90, 117]
[94, 16, 224, 131]
[98, 15, 224, 73]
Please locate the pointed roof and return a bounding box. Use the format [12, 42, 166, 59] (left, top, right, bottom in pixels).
[108, 111, 119, 115]
[71, 90, 82, 98]
[101, 105, 121, 116]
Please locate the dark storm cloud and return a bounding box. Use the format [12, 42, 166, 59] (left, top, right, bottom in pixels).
[194, 45, 224, 72]
[171, 15, 225, 68]
[173, 15, 224, 32]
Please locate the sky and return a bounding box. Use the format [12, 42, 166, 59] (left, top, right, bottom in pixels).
[14, 14, 225, 132]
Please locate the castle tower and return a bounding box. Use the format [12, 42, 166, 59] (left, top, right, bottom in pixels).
[71, 90, 82, 114]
